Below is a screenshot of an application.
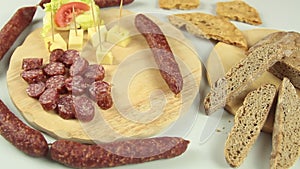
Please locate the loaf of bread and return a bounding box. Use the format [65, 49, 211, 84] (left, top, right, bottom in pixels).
[270, 77, 300, 169]
[224, 83, 277, 167]
[204, 44, 285, 114]
[168, 12, 248, 50]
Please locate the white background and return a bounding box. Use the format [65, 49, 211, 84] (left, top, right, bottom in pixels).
[0, 0, 300, 169]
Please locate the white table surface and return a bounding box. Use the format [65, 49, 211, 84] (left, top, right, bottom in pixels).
[0, 0, 299, 169]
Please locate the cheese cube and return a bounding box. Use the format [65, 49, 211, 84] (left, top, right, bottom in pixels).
[44, 33, 67, 51]
[96, 45, 113, 65]
[88, 25, 107, 47]
[68, 29, 84, 51]
[106, 25, 131, 47]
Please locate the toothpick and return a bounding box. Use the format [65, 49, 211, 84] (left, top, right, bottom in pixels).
[90, 1, 102, 51]
[50, 3, 55, 42]
[118, 0, 123, 32]
[72, 6, 78, 36]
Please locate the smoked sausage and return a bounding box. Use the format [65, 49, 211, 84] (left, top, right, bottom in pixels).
[0, 6, 37, 61]
[0, 99, 48, 157]
[135, 14, 183, 95]
[50, 137, 189, 168]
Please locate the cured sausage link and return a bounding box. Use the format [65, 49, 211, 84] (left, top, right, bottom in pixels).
[50, 137, 189, 168]
[135, 14, 183, 95]
[39, 0, 134, 9]
[0, 99, 48, 157]
[0, 6, 37, 61]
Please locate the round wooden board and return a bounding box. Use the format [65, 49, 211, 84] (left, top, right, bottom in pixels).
[7, 9, 202, 143]
[206, 29, 300, 133]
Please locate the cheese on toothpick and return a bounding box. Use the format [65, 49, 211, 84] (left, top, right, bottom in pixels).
[106, 25, 131, 47]
[44, 33, 67, 51]
[88, 25, 108, 47]
[96, 45, 113, 65]
[68, 29, 84, 51]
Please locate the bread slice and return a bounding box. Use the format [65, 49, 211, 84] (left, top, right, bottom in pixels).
[216, 0, 262, 25]
[204, 44, 285, 114]
[159, 0, 200, 10]
[248, 31, 300, 89]
[168, 12, 248, 50]
[270, 77, 300, 169]
[224, 84, 277, 167]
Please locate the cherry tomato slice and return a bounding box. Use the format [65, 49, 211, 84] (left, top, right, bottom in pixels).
[54, 2, 90, 28]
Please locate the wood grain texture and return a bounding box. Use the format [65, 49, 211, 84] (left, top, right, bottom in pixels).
[6, 9, 202, 143]
[206, 29, 300, 133]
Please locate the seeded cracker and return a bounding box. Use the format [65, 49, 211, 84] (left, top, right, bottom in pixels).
[159, 0, 200, 10]
[168, 12, 248, 50]
[216, 0, 262, 25]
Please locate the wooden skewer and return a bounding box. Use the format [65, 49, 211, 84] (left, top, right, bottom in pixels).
[72, 6, 78, 36]
[50, 4, 55, 42]
[118, 0, 123, 32]
[90, 1, 102, 50]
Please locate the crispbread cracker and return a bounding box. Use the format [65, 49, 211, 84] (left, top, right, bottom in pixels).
[168, 12, 247, 49]
[159, 0, 200, 10]
[216, 0, 262, 25]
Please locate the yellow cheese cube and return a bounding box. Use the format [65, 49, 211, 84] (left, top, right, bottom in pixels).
[96, 45, 113, 65]
[44, 33, 67, 51]
[68, 29, 84, 51]
[106, 25, 131, 47]
[88, 25, 107, 47]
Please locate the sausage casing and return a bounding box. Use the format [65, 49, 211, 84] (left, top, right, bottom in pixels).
[0, 99, 48, 157]
[50, 137, 189, 168]
[135, 14, 183, 95]
[0, 6, 37, 61]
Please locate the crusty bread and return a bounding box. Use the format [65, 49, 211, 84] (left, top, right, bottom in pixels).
[248, 31, 300, 89]
[270, 77, 300, 169]
[216, 0, 262, 25]
[159, 0, 200, 10]
[168, 12, 248, 50]
[204, 44, 285, 114]
[224, 84, 277, 167]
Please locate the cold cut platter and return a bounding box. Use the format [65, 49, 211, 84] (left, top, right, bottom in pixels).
[6, 8, 202, 143]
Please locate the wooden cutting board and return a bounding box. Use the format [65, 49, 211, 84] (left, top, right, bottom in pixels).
[206, 29, 300, 133]
[6, 9, 202, 143]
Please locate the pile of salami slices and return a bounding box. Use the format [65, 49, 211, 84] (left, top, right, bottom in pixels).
[21, 48, 113, 122]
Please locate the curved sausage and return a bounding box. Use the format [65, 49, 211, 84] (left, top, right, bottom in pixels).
[0, 6, 37, 61]
[0, 99, 48, 157]
[50, 137, 189, 168]
[135, 14, 183, 95]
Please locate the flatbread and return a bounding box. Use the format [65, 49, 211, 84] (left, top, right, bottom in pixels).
[168, 12, 248, 50]
[159, 0, 200, 10]
[216, 0, 262, 25]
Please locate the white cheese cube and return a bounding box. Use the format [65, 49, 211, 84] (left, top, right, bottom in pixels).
[88, 25, 107, 47]
[44, 33, 67, 51]
[68, 29, 84, 51]
[106, 25, 131, 47]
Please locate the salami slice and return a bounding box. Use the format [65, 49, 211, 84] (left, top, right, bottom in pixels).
[83, 64, 105, 83]
[21, 69, 46, 84]
[61, 49, 80, 67]
[65, 75, 88, 95]
[57, 95, 76, 120]
[50, 48, 65, 63]
[73, 96, 95, 122]
[39, 88, 59, 111]
[22, 58, 43, 71]
[26, 81, 46, 98]
[88, 81, 111, 100]
[97, 93, 113, 110]
[45, 75, 66, 93]
[69, 57, 89, 77]
[43, 62, 66, 76]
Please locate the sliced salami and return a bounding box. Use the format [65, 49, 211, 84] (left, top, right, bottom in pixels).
[22, 58, 43, 71]
[57, 94, 76, 120]
[61, 49, 80, 67]
[39, 88, 59, 111]
[50, 48, 65, 63]
[73, 96, 95, 122]
[26, 81, 46, 98]
[97, 93, 113, 110]
[88, 81, 111, 100]
[43, 62, 66, 76]
[45, 75, 66, 93]
[65, 75, 88, 95]
[21, 69, 46, 84]
[69, 57, 89, 76]
[83, 64, 105, 83]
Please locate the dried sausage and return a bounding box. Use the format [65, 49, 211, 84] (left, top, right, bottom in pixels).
[73, 96, 95, 122]
[0, 6, 37, 61]
[26, 81, 46, 98]
[69, 57, 89, 77]
[0, 99, 48, 157]
[45, 75, 66, 93]
[88, 81, 111, 100]
[61, 49, 80, 67]
[38, 0, 51, 9]
[43, 62, 66, 76]
[49, 48, 65, 63]
[39, 88, 59, 111]
[21, 69, 46, 84]
[22, 58, 43, 71]
[83, 64, 105, 83]
[94, 0, 134, 8]
[65, 75, 88, 95]
[57, 94, 76, 120]
[96, 93, 113, 110]
[135, 14, 183, 95]
[50, 137, 189, 168]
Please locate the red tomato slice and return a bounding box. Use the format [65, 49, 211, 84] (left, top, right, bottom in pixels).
[54, 2, 90, 28]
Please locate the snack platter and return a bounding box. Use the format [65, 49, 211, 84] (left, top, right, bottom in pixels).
[0, 0, 300, 169]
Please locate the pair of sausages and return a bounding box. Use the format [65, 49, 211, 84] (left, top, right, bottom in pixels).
[0, 99, 189, 168]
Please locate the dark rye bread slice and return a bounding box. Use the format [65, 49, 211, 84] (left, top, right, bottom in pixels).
[203, 44, 285, 114]
[270, 77, 300, 169]
[248, 31, 300, 89]
[224, 84, 277, 167]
